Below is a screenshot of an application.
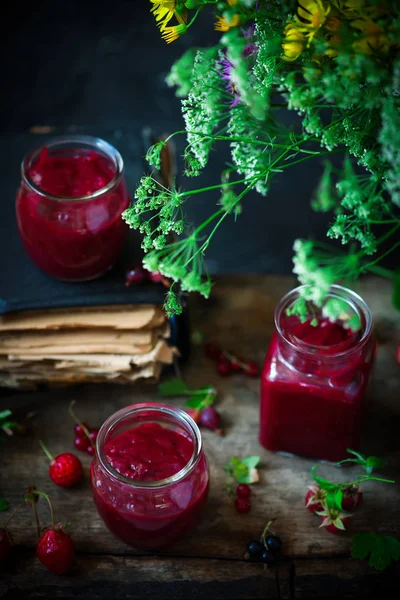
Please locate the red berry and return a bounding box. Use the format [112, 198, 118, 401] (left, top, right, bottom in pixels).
[86, 445, 95, 456]
[341, 486, 363, 511]
[36, 527, 75, 575]
[185, 408, 201, 425]
[74, 436, 89, 453]
[147, 271, 163, 284]
[319, 507, 352, 534]
[235, 497, 251, 514]
[324, 518, 351, 534]
[0, 529, 12, 562]
[74, 422, 89, 437]
[305, 486, 326, 513]
[88, 428, 99, 444]
[125, 265, 148, 286]
[49, 453, 83, 488]
[243, 360, 260, 378]
[204, 343, 223, 360]
[217, 358, 233, 376]
[199, 407, 221, 430]
[229, 355, 243, 372]
[236, 484, 251, 499]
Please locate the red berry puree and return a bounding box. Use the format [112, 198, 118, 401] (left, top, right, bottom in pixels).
[16, 147, 129, 280]
[91, 423, 209, 549]
[260, 316, 376, 462]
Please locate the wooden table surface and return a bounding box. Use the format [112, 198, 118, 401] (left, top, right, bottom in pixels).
[1, 275, 400, 599]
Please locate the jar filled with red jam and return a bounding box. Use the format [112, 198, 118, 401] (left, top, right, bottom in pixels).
[91, 403, 210, 550]
[260, 285, 376, 462]
[16, 136, 130, 281]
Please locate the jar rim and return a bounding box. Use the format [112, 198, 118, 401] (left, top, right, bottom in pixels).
[274, 284, 373, 358]
[21, 135, 124, 202]
[96, 403, 203, 489]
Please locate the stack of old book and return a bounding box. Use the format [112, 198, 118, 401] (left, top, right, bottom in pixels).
[0, 304, 177, 389]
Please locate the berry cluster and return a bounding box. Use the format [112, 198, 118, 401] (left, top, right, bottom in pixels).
[235, 484, 252, 514]
[125, 264, 170, 287]
[73, 422, 99, 456]
[305, 484, 362, 534]
[245, 522, 282, 566]
[205, 343, 260, 378]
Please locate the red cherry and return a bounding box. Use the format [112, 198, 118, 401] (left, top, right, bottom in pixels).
[217, 359, 233, 377]
[49, 453, 83, 488]
[243, 361, 260, 378]
[147, 271, 163, 284]
[74, 436, 89, 453]
[125, 265, 148, 286]
[236, 484, 251, 499]
[204, 343, 223, 361]
[74, 422, 89, 437]
[235, 497, 251, 514]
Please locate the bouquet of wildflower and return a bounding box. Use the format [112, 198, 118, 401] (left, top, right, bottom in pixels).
[122, 0, 400, 316]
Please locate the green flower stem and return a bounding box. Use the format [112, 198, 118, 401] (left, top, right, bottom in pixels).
[362, 240, 400, 273]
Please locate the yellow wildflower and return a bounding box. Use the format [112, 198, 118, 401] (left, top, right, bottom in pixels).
[150, 0, 187, 31]
[227, 0, 238, 5]
[296, 0, 331, 44]
[282, 23, 306, 61]
[351, 18, 390, 55]
[215, 14, 241, 32]
[161, 23, 188, 43]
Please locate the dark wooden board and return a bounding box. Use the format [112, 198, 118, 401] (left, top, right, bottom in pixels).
[1, 275, 399, 598]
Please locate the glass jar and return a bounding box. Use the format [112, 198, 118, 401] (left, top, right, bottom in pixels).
[260, 285, 376, 463]
[91, 403, 210, 550]
[16, 135, 130, 281]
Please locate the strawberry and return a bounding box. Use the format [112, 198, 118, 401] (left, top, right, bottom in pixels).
[305, 485, 327, 513]
[40, 441, 83, 488]
[317, 507, 353, 534]
[341, 485, 363, 511]
[0, 529, 12, 562]
[37, 525, 75, 575]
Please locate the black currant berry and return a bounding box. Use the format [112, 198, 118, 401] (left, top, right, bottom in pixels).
[246, 540, 264, 558]
[265, 535, 282, 555]
[261, 549, 275, 565]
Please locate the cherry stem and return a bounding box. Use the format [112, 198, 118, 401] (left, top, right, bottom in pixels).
[39, 440, 53, 462]
[31, 491, 55, 530]
[68, 400, 95, 449]
[4, 503, 24, 529]
[260, 520, 275, 546]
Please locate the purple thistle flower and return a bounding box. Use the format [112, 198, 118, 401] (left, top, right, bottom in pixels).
[219, 56, 241, 107]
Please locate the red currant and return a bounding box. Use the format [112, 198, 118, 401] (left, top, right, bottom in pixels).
[235, 497, 251, 514]
[74, 436, 89, 452]
[217, 359, 233, 376]
[125, 265, 148, 286]
[88, 428, 99, 443]
[74, 422, 89, 437]
[236, 484, 251, 499]
[86, 445, 95, 456]
[243, 361, 260, 378]
[204, 343, 223, 361]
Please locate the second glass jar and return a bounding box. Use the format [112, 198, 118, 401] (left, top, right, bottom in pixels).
[16, 135, 130, 281]
[91, 403, 210, 550]
[260, 285, 376, 462]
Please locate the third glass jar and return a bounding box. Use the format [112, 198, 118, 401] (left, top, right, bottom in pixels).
[260, 285, 376, 462]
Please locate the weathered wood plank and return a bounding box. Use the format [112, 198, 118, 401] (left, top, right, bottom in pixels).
[1, 275, 399, 592]
[293, 558, 400, 598]
[0, 553, 289, 599]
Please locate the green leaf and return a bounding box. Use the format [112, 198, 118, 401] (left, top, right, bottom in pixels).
[158, 379, 189, 397]
[0, 410, 12, 421]
[334, 488, 344, 510]
[365, 456, 386, 474]
[185, 392, 216, 410]
[241, 456, 260, 470]
[351, 533, 400, 571]
[392, 267, 400, 311]
[0, 497, 9, 511]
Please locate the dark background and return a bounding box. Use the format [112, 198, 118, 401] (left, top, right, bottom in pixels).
[2, 0, 340, 275]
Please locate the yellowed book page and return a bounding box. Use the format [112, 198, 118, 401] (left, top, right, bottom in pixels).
[0, 305, 165, 331]
[0, 324, 170, 355]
